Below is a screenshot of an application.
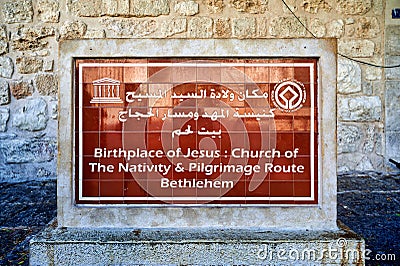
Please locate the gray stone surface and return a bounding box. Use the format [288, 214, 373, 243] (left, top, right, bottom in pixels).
[0, 79, 10, 105]
[0, 138, 56, 164]
[30, 225, 364, 266]
[385, 56, 400, 80]
[338, 96, 381, 122]
[13, 98, 48, 131]
[229, 0, 268, 14]
[387, 132, 400, 159]
[270, 16, 307, 37]
[2, 0, 33, 23]
[37, 0, 60, 23]
[101, 18, 157, 37]
[0, 107, 9, 132]
[11, 80, 33, 99]
[385, 81, 400, 132]
[338, 153, 376, 172]
[188, 17, 213, 38]
[34, 73, 58, 96]
[232, 17, 256, 38]
[338, 40, 375, 57]
[0, 56, 14, 78]
[59, 21, 87, 40]
[338, 124, 363, 153]
[336, 0, 372, 15]
[11, 26, 55, 51]
[386, 25, 400, 56]
[174, 0, 199, 16]
[16, 57, 43, 74]
[337, 57, 361, 94]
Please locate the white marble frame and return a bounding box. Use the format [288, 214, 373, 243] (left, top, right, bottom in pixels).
[58, 39, 337, 229]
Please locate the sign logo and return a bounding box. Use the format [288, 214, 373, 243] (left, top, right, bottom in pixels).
[90, 77, 123, 104]
[272, 80, 306, 112]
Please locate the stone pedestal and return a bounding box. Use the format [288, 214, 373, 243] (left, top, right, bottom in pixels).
[30, 222, 364, 265]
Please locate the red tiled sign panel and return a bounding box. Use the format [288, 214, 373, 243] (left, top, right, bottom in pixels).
[75, 58, 318, 205]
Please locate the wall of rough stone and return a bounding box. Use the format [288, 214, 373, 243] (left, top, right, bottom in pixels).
[0, 0, 397, 181]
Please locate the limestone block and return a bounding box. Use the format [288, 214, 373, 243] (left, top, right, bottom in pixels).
[326, 19, 344, 38]
[232, 18, 256, 38]
[102, 0, 130, 16]
[0, 25, 7, 40]
[338, 40, 375, 58]
[0, 138, 56, 163]
[354, 17, 379, 38]
[59, 21, 87, 40]
[0, 56, 14, 78]
[385, 56, 400, 80]
[363, 125, 376, 153]
[385, 81, 400, 132]
[214, 18, 231, 38]
[101, 19, 157, 38]
[338, 96, 381, 122]
[336, 0, 372, 15]
[282, 0, 297, 14]
[0, 40, 8, 55]
[386, 133, 400, 159]
[302, 0, 331, 14]
[204, 0, 224, 13]
[337, 57, 361, 94]
[50, 101, 58, 119]
[309, 18, 326, 37]
[84, 29, 106, 39]
[256, 18, 268, 37]
[43, 60, 54, 72]
[229, 0, 268, 14]
[0, 79, 10, 105]
[174, 0, 199, 16]
[11, 26, 55, 51]
[68, 0, 103, 17]
[338, 153, 374, 172]
[188, 17, 213, 38]
[13, 97, 48, 131]
[130, 0, 170, 17]
[365, 65, 382, 81]
[160, 18, 187, 38]
[270, 16, 307, 37]
[37, 0, 60, 23]
[16, 57, 43, 74]
[0, 107, 9, 132]
[2, 0, 33, 23]
[385, 25, 400, 56]
[35, 73, 58, 96]
[337, 124, 363, 153]
[11, 80, 33, 99]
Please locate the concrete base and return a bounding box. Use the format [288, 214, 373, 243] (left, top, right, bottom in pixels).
[30, 222, 364, 265]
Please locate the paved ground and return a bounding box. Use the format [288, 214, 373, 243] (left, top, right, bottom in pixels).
[0, 172, 399, 265]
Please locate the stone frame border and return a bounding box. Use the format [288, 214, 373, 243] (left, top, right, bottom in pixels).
[58, 39, 337, 229]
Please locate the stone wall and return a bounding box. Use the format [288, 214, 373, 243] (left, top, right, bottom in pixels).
[0, 0, 397, 181]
